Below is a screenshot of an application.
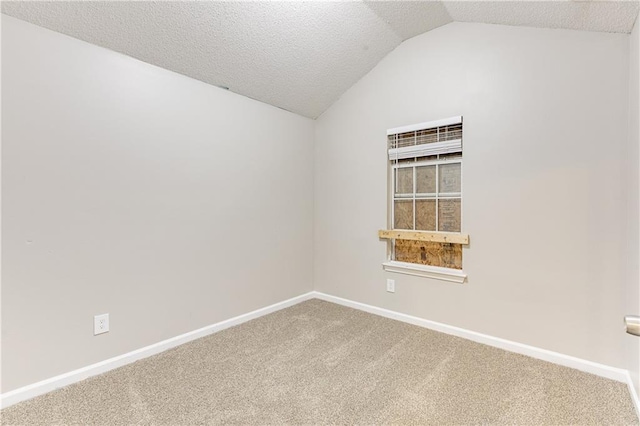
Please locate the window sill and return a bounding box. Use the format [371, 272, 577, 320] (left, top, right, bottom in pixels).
[382, 261, 467, 284]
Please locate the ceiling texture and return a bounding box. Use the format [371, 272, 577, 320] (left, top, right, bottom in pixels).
[2, 1, 639, 119]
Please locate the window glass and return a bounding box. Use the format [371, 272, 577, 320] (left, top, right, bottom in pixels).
[415, 199, 436, 231]
[395, 168, 413, 195]
[439, 163, 461, 194]
[416, 165, 436, 194]
[438, 199, 461, 232]
[393, 200, 413, 230]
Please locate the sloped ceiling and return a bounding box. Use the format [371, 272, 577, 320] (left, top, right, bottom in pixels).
[445, 1, 639, 34]
[2, 1, 639, 118]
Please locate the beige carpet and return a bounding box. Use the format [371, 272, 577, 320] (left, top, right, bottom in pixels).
[2, 299, 638, 425]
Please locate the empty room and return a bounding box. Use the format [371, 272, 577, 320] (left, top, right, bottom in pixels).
[1, 0, 640, 424]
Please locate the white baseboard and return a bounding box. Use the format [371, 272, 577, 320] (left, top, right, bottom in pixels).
[313, 293, 640, 416]
[3, 290, 637, 419]
[626, 371, 640, 419]
[0, 291, 315, 409]
[312, 292, 630, 383]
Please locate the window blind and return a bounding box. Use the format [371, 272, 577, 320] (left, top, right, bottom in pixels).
[387, 116, 462, 160]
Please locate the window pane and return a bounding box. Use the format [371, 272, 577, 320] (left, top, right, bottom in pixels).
[394, 200, 413, 230]
[438, 199, 461, 232]
[440, 152, 462, 160]
[416, 128, 438, 145]
[395, 167, 413, 195]
[415, 199, 436, 231]
[397, 132, 415, 148]
[439, 163, 461, 194]
[442, 123, 462, 141]
[416, 166, 436, 194]
[397, 157, 417, 164]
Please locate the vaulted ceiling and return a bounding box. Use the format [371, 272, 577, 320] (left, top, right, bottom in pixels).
[2, 1, 639, 118]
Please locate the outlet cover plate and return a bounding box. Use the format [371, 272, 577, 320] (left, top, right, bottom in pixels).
[94, 313, 109, 335]
[386, 279, 395, 293]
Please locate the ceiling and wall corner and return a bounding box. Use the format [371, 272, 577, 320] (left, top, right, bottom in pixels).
[444, 1, 640, 34]
[1, 1, 638, 119]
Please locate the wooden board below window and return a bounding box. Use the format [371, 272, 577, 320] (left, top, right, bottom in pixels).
[395, 240, 462, 270]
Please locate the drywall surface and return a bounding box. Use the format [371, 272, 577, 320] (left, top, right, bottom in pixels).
[1, 16, 314, 392]
[627, 17, 640, 396]
[315, 22, 631, 368]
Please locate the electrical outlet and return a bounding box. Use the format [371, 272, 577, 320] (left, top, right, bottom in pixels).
[94, 313, 109, 335]
[386, 279, 395, 293]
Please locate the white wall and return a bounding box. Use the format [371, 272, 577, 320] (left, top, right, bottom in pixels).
[627, 17, 640, 396]
[1, 16, 314, 393]
[315, 22, 631, 368]
[2, 13, 637, 396]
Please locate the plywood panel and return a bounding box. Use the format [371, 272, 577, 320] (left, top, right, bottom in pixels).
[438, 198, 461, 232]
[395, 240, 462, 269]
[416, 165, 436, 193]
[395, 168, 413, 194]
[415, 199, 436, 230]
[439, 163, 461, 193]
[394, 200, 413, 229]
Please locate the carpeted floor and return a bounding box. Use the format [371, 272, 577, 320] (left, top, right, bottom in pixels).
[1, 299, 638, 425]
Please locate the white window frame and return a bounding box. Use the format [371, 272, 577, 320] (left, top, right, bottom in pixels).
[391, 155, 462, 234]
[384, 117, 467, 283]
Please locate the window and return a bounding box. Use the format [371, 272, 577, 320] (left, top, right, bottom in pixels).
[380, 117, 468, 281]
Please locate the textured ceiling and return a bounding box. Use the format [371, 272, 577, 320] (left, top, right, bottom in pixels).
[2, 1, 639, 118]
[445, 1, 640, 34]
